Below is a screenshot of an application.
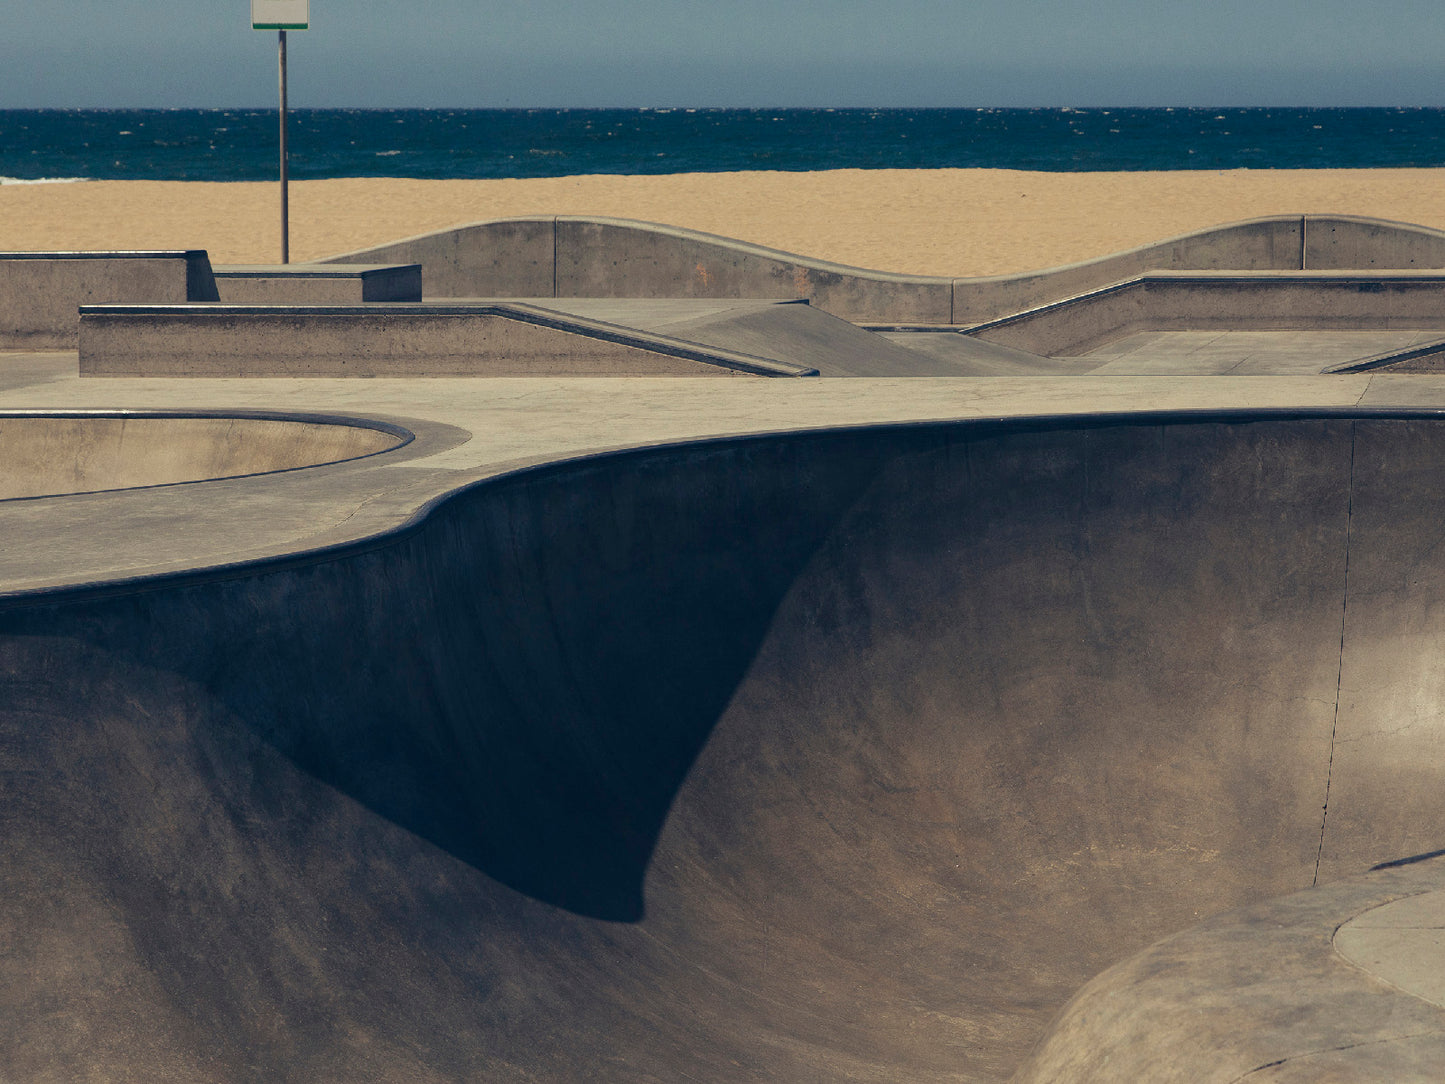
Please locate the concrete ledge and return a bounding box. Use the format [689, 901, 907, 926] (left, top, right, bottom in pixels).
[77, 302, 817, 378]
[212, 263, 422, 303]
[0, 250, 218, 349]
[1326, 334, 1445, 374]
[967, 271, 1445, 356]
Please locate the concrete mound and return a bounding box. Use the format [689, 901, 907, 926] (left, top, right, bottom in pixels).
[3, 413, 1445, 1080]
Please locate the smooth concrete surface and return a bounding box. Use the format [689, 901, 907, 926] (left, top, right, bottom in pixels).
[967, 270, 1445, 356]
[1335, 883, 1445, 1008]
[1080, 329, 1443, 375]
[494, 297, 982, 376]
[323, 214, 1445, 325]
[212, 263, 422, 303]
[1015, 859, 1445, 1081]
[0, 412, 407, 500]
[76, 301, 815, 378]
[0, 250, 218, 349]
[880, 329, 1442, 377]
[324, 215, 956, 323]
[6, 343, 1445, 1079]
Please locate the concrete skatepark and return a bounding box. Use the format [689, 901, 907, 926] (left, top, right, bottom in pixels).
[9, 218, 1445, 1080]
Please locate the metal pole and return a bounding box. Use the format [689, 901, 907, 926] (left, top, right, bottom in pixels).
[279, 29, 289, 264]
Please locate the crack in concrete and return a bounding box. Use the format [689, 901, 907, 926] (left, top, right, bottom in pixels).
[1337, 716, 1441, 744]
[1315, 422, 1355, 887]
[1354, 375, 1373, 408]
[1232, 1029, 1445, 1081]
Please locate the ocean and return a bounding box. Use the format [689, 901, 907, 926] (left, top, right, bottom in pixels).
[4, 107, 1445, 183]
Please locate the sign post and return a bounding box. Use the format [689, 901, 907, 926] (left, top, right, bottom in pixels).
[252, 1, 309, 263]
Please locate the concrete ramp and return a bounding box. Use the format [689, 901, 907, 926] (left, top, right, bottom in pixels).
[4, 414, 1445, 1080]
[877, 329, 1091, 375]
[523, 297, 982, 376]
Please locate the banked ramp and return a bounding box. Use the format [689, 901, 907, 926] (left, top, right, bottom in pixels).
[4, 412, 1445, 1080]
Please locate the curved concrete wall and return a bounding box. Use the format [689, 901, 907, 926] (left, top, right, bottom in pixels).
[0, 413, 406, 499]
[322, 214, 1445, 325]
[4, 413, 1445, 1080]
[1015, 861, 1445, 1081]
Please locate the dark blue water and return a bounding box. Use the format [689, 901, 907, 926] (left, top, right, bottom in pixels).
[4, 108, 1445, 183]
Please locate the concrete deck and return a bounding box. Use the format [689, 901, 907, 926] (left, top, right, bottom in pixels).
[0, 351, 1406, 598]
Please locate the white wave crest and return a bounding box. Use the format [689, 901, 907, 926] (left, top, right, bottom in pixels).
[0, 176, 90, 185]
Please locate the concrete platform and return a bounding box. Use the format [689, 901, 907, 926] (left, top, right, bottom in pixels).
[76, 300, 817, 378]
[211, 262, 422, 303]
[75, 297, 1001, 378]
[0, 250, 218, 349]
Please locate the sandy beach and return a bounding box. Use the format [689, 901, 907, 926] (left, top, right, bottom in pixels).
[6, 168, 1445, 277]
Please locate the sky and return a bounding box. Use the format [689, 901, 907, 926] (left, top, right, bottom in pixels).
[4, 0, 1445, 109]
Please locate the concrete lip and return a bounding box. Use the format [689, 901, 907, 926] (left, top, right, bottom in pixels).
[0, 409, 411, 501]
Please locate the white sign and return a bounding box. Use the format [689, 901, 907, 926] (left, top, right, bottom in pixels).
[252, 0, 308, 29]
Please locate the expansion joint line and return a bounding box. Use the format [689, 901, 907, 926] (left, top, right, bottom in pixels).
[1314, 421, 1355, 886]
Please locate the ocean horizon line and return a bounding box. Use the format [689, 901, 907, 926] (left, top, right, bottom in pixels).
[5, 106, 1445, 182]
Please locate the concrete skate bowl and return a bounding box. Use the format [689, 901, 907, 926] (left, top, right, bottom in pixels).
[6, 411, 1445, 1080]
[0, 411, 410, 500]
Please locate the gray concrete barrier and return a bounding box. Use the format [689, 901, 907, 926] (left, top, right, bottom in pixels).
[0, 251, 218, 349]
[967, 270, 1445, 356]
[212, 263, 422, 303]
[77, 303, 816, 377]
[1304, 214, 1445, 269]
[322, 216, 952, 323]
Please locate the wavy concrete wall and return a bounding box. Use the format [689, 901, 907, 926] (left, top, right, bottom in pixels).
[6, 413, 1445, 1080]
[322, 214, 1445, 325]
